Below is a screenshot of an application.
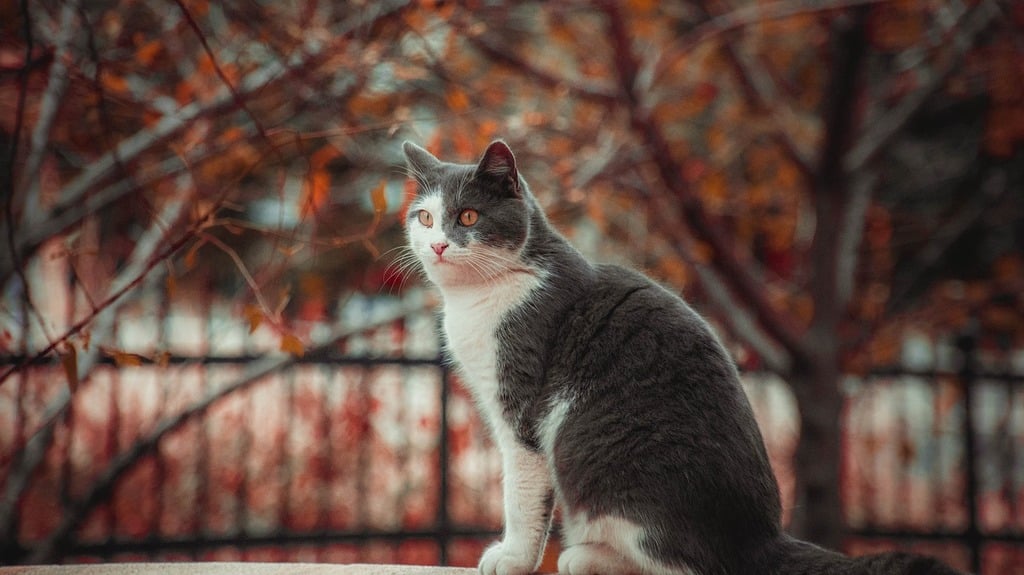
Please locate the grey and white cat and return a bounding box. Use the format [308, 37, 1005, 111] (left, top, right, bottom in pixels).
[401, 140, 965, 575]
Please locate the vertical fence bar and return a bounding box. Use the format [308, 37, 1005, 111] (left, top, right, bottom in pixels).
[437, 361, 451, 565]
[193, 282, 212, 559]
[957, 332, 981, 574]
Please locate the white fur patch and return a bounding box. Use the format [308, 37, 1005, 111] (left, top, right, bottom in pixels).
[442, 273, 540, 446]
[408, 191, 543, 444]
[410, 189, 553, 575]
[539, 396, 572, 459]
[561, 513, 698, 575]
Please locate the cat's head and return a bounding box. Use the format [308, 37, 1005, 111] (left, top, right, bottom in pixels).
[401, 140, 534, 290]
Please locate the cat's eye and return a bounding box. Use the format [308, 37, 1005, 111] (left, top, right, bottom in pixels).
[417, 210, 433, 227]
[459, 209, 479, 227]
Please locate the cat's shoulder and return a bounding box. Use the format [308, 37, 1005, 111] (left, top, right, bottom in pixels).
[592, 263, 677, 299]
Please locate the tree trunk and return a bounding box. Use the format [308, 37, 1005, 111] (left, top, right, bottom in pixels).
[785, 7, 869, 552]
[788, 354, 846, 551]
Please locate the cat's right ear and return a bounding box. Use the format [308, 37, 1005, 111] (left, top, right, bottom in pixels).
[403, 141, 441, 176]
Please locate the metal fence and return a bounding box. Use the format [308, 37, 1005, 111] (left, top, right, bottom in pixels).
[1, 294, 1022, 572]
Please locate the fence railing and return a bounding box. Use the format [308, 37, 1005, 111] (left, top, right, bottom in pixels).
[1, 316, 1022, 572]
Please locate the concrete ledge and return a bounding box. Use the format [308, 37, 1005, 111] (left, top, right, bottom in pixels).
[0, 564, 477, 575]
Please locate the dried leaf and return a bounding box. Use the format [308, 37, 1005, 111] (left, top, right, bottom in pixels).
[183, 239, 205, 270]
[446, 87, 470, 112]
[165, 274, 178, 300]
[136, 39, 162, 66]
[311, 143, 342, 167]
[244, 304, 264, 334]
[101, 73, 130, 95]
[60, 343, 79, 392]
[154, 351, 172, 368]
[370, 179, 388, 214]
[105, 348, 144, 367]
[280, 333, 305, 357]
[302, 170, 331, 214]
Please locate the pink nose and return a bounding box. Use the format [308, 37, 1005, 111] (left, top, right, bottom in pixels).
[431, 242, 449, 256]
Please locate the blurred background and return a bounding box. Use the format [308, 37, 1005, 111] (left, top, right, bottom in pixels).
[1, 0, 1022, 572]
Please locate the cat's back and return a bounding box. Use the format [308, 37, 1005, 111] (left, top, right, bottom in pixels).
[548, 263, 783, 552]
[550, 263, 735, 385]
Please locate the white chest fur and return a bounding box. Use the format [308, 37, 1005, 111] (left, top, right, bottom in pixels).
[440, 274, 541, 445]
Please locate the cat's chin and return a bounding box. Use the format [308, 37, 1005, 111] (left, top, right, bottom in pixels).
[421, 260, 476, 286]
[423, 260, 528, 292]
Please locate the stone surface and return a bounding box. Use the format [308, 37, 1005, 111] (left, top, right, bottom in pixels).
[0, 564, 477, 575]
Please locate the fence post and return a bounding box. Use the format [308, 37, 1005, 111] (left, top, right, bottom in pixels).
[437, 361, 451, 565]
[956, 331, 981, 574]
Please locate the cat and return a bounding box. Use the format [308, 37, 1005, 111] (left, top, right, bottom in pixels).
[401, 140, 967, 575]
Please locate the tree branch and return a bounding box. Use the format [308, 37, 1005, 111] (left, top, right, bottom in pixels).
[835, 171, 876, 308]
[602, 2, 807, 367]
[717, 42, 816, 178]
[843, 0, 1002, 173]
[646, 193, 793, 372]
[0, 182, 194, 543]
[807, 6, 870, 347]
[658, 0, 897, 71]
[0, 0, 413, 288]
[171, 0, 278, 159]
[13, 1, 81, 224]
[464, 34, 619, 105]
[23, 301, 430, 564]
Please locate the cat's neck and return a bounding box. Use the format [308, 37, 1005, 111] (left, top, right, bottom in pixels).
[437, 266, 543, 304]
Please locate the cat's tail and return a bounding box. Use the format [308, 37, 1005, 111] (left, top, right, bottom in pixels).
[752, 534, 969, 575]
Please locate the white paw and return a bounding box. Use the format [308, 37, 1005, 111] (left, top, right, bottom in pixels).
[479, 540, 538, 575]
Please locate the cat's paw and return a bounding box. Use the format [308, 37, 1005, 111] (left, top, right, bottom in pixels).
[478, 540, 538, 575]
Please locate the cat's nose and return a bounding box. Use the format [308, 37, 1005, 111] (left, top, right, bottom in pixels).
[431, 242, 449, 256]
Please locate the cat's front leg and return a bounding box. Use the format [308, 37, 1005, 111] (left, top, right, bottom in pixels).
[479, 442, 553, 575]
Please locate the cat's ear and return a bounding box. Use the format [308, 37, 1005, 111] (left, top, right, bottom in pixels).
[475, 140, 520, 198]
[403, 141, 441, 176]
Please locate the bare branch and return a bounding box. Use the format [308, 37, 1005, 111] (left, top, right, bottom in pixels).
[0, 181, 194, 542]
[836, 172, 876, 308]
[4, 0, 35, 301]
[464, 34, 619, 105]
[24, 300, 430, 564]
[718, 44, 816, 177]
[171, 0, 278, 159]
[602, 1, 808, 365]
[0, 0, 414, 288]
[14, 1, 81, 222]
[886, 168, 1010, 317]
[647, 194, 793, 373]
[843, 0, 1002, 173]
[659, 0, 898, 70]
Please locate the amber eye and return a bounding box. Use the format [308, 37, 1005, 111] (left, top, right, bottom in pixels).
[459, 209, 479, 226]
[417, 210, 433, 227]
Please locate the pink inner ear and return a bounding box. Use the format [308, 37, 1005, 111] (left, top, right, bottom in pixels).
[481, 141, 516, 177]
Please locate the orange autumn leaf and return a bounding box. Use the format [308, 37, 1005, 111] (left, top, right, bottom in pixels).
[101, 73, 130, 95]
[370, 179, 388, 214]
[104, 348, 144, 368]
[446, 87, 470, 112]
[280, 333, 305, 357]
[165, 274, 178, 300]
[301, 170, 331, 215]
[244, 304, 264, 334]
[136, 39, 162, 66]
[311, 143, 342, 167]
[60, 343, 79, 392]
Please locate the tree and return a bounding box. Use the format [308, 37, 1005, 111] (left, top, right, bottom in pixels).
[2, 0, 1022, 561]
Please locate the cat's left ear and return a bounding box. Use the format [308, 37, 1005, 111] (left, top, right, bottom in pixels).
[475, 140, 520, 198]
[403, 141, 441, 176]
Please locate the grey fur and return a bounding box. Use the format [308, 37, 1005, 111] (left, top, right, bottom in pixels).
[402, 140, 966, 575]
